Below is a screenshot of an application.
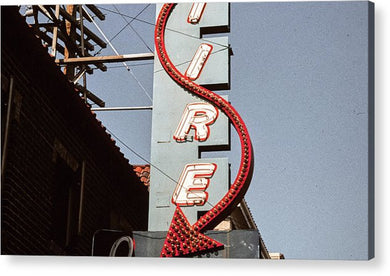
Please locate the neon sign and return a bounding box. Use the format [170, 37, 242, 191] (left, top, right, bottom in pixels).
[154, 3, 254, 257]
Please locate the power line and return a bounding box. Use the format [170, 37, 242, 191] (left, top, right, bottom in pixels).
[96, 5, 230, 49]
[110, 4, 151, 42]
[105, 127, 217, 210]
[113, 4, 153, 53]
[153, 47, 230, 74]
[82, 5, 153, 103]
[91, 62, 154, 70]
[92, 4, 152, 57]
[105, 127, 177, 184]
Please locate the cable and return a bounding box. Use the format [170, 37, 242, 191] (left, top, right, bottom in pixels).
[82, 5, 153, 103]
[18, 89, 215, 211]
[153, 47, 229, 74]
[113, 4, 153, 53]
[90, 62, 154, 70]
[105, 127, 217, 210]
[105, 127, 177, 184]
[17, 78, 217, 210]
[109, 4, 150, 42]
[92, 4, 152, 57]
[96, 5, 230, 49]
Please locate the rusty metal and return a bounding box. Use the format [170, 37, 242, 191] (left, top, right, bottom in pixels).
[56, 53, 154, 65]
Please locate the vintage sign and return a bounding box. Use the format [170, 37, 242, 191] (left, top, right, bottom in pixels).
[149, 2, 230, 232]
[151, 3, 253, 257]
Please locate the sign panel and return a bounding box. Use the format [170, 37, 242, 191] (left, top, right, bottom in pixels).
[151, 3, 254, 257]
[149, 2, 231, 230]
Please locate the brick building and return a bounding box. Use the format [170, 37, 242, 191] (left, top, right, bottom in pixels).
[1, 6, 148, 256]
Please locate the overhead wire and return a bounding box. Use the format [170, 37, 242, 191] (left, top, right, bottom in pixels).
[93, 4, 152, 56]
[82, 5, 153, 103]
[153, 47, 230, 74]
[105, 126, 217, 210]
[91, 4, 153, 78]
[113, 4, 154, 53]
[96, 5, 231, 49]
[110, 4, 151, 43]
[92, 62, 154, 71]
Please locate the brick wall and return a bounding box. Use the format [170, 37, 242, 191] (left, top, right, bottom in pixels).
[1, 7, 149, 256]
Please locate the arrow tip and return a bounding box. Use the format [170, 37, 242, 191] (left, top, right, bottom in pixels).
[161, 207, 224, 257]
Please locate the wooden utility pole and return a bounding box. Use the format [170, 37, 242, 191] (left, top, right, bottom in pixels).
[50, 5, 60, 58]
[23, 4, 155, 108]
[56, 53, 155, 65]
[63, 5, 75, 78]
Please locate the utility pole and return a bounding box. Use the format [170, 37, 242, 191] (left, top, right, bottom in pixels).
[63, 5, 75, 79]
[23, 4, 155, 108]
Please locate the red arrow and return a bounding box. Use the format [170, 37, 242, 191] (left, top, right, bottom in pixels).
[160, 207, 224, 257]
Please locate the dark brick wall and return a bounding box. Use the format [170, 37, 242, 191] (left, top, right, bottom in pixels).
[1, 7, 148, 256]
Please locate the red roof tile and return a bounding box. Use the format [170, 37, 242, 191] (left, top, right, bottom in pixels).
[133, 165, 150, 191]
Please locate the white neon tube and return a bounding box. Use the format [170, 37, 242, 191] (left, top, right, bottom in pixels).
[185, 43, 213, 80]
[187, 2, 207, 24]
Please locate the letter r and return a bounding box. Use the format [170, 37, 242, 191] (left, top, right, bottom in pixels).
[173, 102, 218, 142]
